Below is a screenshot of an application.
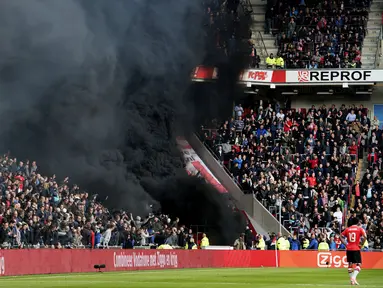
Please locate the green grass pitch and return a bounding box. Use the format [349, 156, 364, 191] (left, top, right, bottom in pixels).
[0, 268, 382, 287]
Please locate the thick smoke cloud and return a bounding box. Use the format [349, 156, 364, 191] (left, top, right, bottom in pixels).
[0, 0, 243, 243]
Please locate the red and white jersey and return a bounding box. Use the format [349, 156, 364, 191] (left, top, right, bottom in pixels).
[341, 225, 367, 251]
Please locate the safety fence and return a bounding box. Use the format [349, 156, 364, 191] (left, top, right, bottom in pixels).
[0, 250, 382, 276]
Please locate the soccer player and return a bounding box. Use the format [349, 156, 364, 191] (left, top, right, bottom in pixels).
[340, 218, 367, 286]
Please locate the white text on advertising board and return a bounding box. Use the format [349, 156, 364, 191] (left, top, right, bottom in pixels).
[247, 71, 268, 81]
[0, 256, 4, 275]
[317, 252, 347, 268]
[299, 70, 372, 82]
[114, 252, 178, 268]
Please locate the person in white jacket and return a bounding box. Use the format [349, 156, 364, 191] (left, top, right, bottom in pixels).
[138, 228, 150, 246]
[101, 224, 114, 249]
[333, 207, 343, 227]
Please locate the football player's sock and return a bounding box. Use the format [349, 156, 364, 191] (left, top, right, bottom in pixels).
[352, 266, 361, 279]
[348, 268, 353, 279]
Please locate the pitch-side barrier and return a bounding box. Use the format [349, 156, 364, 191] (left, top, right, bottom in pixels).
[0, 250, 382, 276]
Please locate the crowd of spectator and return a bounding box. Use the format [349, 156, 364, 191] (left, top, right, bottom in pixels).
[0, 155, 209, 250]
[204, 0, 260, 68]
[0, 0, 250, 251]
[236, 223, 382, 251]
[265, 0, 369, 68]
[201, 101, 382, 250]
[351, 115, 383, 250]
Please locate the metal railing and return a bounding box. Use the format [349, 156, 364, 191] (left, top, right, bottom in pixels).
[374, 25, 382, 68]
[254, 31, 269, 61]
[273, 19, 368, 36]
[266, 61, 361, 69]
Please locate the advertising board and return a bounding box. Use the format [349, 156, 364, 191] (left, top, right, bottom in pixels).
[191, 66, 382, 86]
[0, 250, 382, 276]
[280, 251, 383, 269]
[0, 249, 276, 276]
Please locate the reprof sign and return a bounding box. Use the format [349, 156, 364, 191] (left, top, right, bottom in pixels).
[192, 66, 383, 85]
[307, 70, 372, 82]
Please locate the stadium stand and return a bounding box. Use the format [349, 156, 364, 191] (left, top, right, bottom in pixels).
[0, 0, 243, 252]
[200, 101, 383, 250]
[355, 120, 383, 250]
[0, 156, 207, 249]
[1, 0, 380, 253]
[265, 0, 370, 69]
[203, 0, 259, 68]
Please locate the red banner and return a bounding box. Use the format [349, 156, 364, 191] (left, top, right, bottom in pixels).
[280, 251, 383, 269]
[0, 249, 276, 276]
[1, 250, 382, 276]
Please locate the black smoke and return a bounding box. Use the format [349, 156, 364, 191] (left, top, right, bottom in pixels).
[0, 0, 246, 244]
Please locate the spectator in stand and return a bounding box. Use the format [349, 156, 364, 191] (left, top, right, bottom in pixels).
[0, 153, 195, 250]
[249, 46, 258, 68]
[307, 233, 319, 250]
[266, 53, 276, 68]
[329, 235, 337, 250]
[334, 207, 343, 226]
[204, 0, 254, 66]
[318, 237, 330, 251]
[235, 104, 244, 118]
[353, 120, 383, 249]
[200, 233, 210, 248]
[371, 116, 380, 129]
[346, 110, 357, 123]
[252, 233, 264, 250]
[265, 7, 275, 35]
[269, 0, 368, 68]
[275, 54, 285, 68]
[201, 102, 383, 249]
[101, 224, 113, 249]
[287, 17, 296, 38]
[233, 233, 246, 250]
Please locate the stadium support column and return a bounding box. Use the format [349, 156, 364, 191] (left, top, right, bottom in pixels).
[276, 198, 281, 269]
[275, 247, 279, 268]
[278, 199, 282, 235]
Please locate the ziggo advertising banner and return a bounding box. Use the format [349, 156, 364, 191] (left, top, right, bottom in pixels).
[0, 250, 382, 276]
[280, 251, 383, 269]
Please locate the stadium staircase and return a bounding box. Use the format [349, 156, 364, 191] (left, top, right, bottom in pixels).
[356, 155, 368, 182]
[350, 157, 366, 209]
[362, 1, 383, 68]
[249, 0, 278, 67]
[188, 134, 290, 238]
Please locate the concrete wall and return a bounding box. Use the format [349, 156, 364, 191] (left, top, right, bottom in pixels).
[291, 86, 383, 119]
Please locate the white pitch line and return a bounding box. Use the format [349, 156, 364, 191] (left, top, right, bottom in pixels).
[73, 281, 252, 285]
[0, 279, 254, 285]
[0, 271, 160, 280]
[0, 268, 263, 281]
[296, 284, 380, 287]
[0, 279, 379, 287]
